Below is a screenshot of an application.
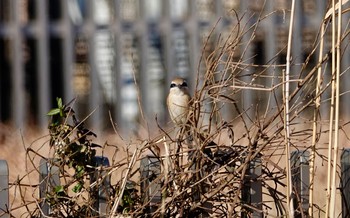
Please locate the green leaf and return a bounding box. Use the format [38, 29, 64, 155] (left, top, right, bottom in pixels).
[47, 108, 61, 116]
[75, 165, 85, 178]
[57, 97, 63, 109]
[72, 183, 83, 193]
[54, 185, 64, 194]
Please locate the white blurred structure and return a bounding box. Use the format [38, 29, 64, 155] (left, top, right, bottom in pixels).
[0, 0, 343, 133]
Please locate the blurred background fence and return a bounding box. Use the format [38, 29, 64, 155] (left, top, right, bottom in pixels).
[0, 0, 349, 133]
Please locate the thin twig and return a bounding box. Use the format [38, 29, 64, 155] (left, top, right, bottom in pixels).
[310, 20, 325, 217]
[326, 0, 337, 216]
[329, 0, 342, 216]
[110, 146, 139, 217]
[284, 0, 296, 216]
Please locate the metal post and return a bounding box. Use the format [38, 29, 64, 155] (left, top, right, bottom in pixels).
[291, 150, 310, 216]
[242, 157, 263, 218]
[140, 156, 161, 215]
[112, 0, 122, 133]
[264, 0, 278, 109]
[139, 0, 166, 126]
[86, 0, 102, 130]
[340, 2, 350, 118]
[137, 0, 149, 123]
[187, 0, 199, 93]
[163, 0, 175, 101]
[238, 0, 254, 124]
[0, 160, 9, 218]
[341, 149, 350, 218]
[39, 158, 60, 217]
[61, 0, 74, 105]
[36, 0, 50, 129]
[91, 156, 111, 216]
[291, 0, 303, 92]
[11, 0, 25, 128]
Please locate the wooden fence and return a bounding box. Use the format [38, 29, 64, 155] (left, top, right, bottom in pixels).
[1, 149, 350, 217]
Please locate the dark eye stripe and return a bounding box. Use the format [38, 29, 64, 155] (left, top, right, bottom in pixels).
[182, 81, 188, 87]
[170, 83, 176, 88]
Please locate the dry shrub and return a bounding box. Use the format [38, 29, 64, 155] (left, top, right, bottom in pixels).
[2, 5, 350, 217]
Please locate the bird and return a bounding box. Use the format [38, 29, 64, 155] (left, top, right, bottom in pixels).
[167, 77, 216, 166]
[167, 77, 191, 127]
[167, 77, 195, 163]
[167, 78, 216, 175]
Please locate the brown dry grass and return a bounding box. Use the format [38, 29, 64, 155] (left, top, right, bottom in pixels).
[1, 120, 348, 217]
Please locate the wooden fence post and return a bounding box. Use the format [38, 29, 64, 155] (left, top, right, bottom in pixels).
[140, 156, 161, 215]
[91, 156, 111, 216]
[341, 149, 350, 218]
[291, 150, 310, 216]
[0, 160, 9, 218]
[39, 158, 60, 217]
[242, 156, 263, 218]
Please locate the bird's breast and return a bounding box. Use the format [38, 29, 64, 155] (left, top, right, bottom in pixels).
[167, 92, 190, 125]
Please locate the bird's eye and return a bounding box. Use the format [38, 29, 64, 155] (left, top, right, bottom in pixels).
[182, 81, 188, 87]
[170, 83, 176, 88]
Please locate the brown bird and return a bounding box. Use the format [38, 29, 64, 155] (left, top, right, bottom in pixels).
[167, 77, 191, 126]
[167, 77, 216, 170]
